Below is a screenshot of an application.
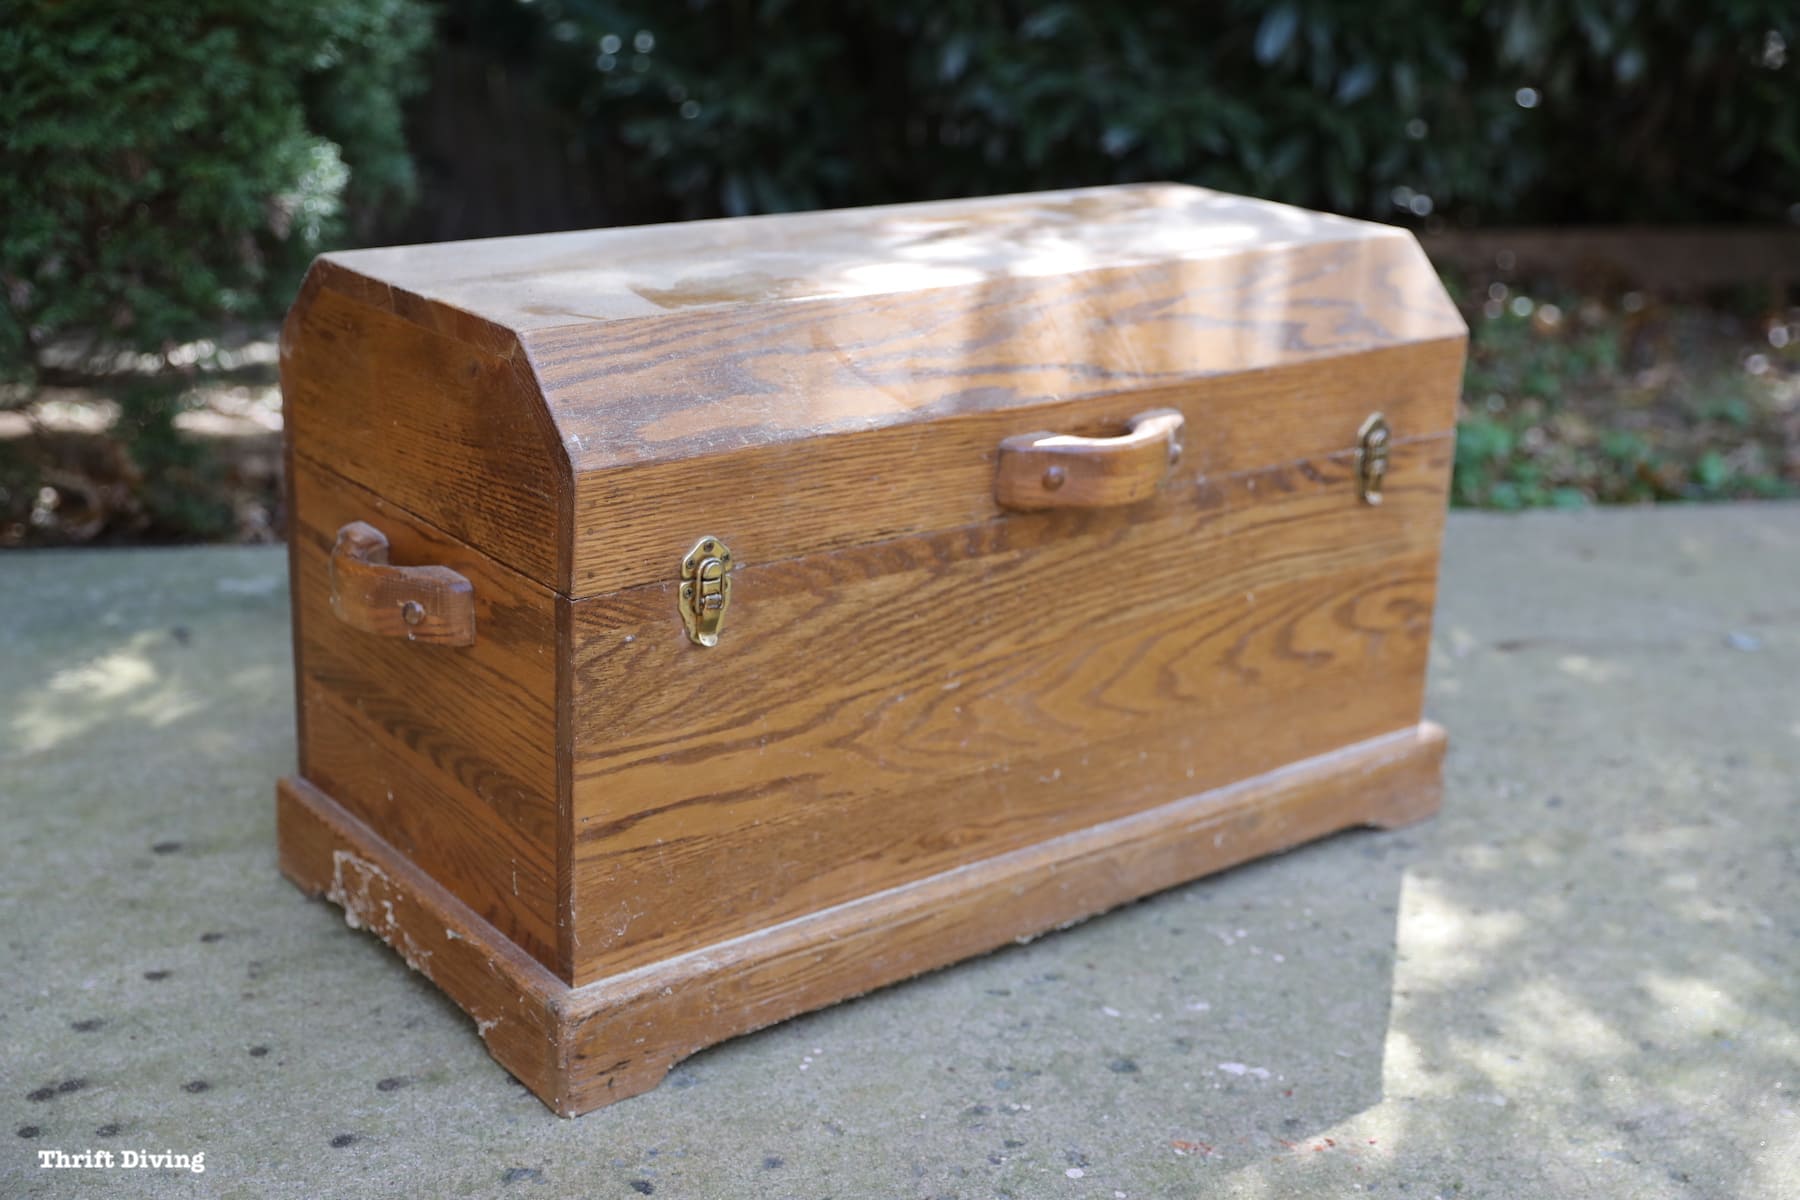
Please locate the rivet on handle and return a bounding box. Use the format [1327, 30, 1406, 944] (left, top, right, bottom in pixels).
[994, 408, 1186, 512]
[328, 522, 476, 646]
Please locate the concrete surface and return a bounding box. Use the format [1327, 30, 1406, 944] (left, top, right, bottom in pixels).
[2, 505, 1796, 1199]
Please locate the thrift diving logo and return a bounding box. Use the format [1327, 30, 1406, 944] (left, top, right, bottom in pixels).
[38, 1147, 206, 1173]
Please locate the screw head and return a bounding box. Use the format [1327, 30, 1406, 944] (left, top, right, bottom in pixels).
[400, 600, 425, 626]
[1042, 465, 1067, 491]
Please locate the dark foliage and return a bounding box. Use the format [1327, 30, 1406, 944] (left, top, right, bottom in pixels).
[0, 1, 430, 382]
[427, 0, 1798, 230]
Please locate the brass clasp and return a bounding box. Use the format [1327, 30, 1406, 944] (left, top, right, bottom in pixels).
[678, 536, 733, 647]
[1357, 413, 1391, 506]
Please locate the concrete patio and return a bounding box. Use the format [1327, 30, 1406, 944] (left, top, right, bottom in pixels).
[3, 504, 1796, 1199]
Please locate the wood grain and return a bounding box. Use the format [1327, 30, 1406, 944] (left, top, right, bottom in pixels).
[550, 335, 1461, 595]
[323, 183, 1438, 332]
[280, 264, 569, 588]
[278, 722, 1444, 1116]
[530, 233, 1460, 469]
[288, 461, 566, 976]
[564, 434, 1450, 982]
[541, 241, 1463, 595]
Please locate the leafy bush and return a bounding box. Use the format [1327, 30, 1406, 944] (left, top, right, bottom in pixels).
[439, 0, 1798, 227]
[1451, 287, 1798, 508]
[0, 1, 431, 381]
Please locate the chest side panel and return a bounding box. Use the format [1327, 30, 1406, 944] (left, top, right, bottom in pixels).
[287, 460, 566, 977]
[282, 263, 569, 589]
[563, 339, 1461, 984]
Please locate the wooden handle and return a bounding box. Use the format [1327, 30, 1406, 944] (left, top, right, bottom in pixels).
[994, 408, 1185, 511]
[329, 522, 476, 646]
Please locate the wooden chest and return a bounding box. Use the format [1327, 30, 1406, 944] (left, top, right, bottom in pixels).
[275, 183, 1464, 1116]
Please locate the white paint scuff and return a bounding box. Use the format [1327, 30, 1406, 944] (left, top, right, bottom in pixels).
[327, 850, 434, 978]
[1217, 1062, 1272, 1080]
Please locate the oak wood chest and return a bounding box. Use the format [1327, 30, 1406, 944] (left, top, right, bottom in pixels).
[275, 183, 1464, 1116]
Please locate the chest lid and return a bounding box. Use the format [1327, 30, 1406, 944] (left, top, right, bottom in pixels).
[282, 184, 1464, 597]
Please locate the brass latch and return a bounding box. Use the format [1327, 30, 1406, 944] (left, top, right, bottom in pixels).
[1357, 413, 1391, 506]
[678, 536, 733, 647]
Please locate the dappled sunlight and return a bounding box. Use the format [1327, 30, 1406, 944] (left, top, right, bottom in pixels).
[1639, 971, 1762, 1047]
[1496, 979, 1639, 1065]
[45, 639, 159, 700]
[1556, 651, 1625, 683]
[1361, 841, 1799, 1194]
[1365, 798, 1794, 1187]
[9, 631, 205, 755]
[1379, 1026, 1437, 1095]
[1619, 824, 1729, 859]
[4, 626, 287, 760]
[1752, 1121, 1800, 1198]
[1342, 489, 1800, 1193]
[1665, 889, 1751, 927]
[1391, 873, 1528, 990]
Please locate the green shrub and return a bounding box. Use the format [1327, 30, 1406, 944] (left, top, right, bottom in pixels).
[1449, 289, 1799, 508]
[443, 0, 1797, 226]
[0, 1, 431, 382]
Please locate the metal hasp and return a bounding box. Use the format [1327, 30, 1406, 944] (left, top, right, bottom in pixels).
[679, 536, 734, 647]
[1357, 413, 1391, 506]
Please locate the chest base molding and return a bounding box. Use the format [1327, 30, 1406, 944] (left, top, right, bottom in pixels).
[276, 720, 1443, 1117]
